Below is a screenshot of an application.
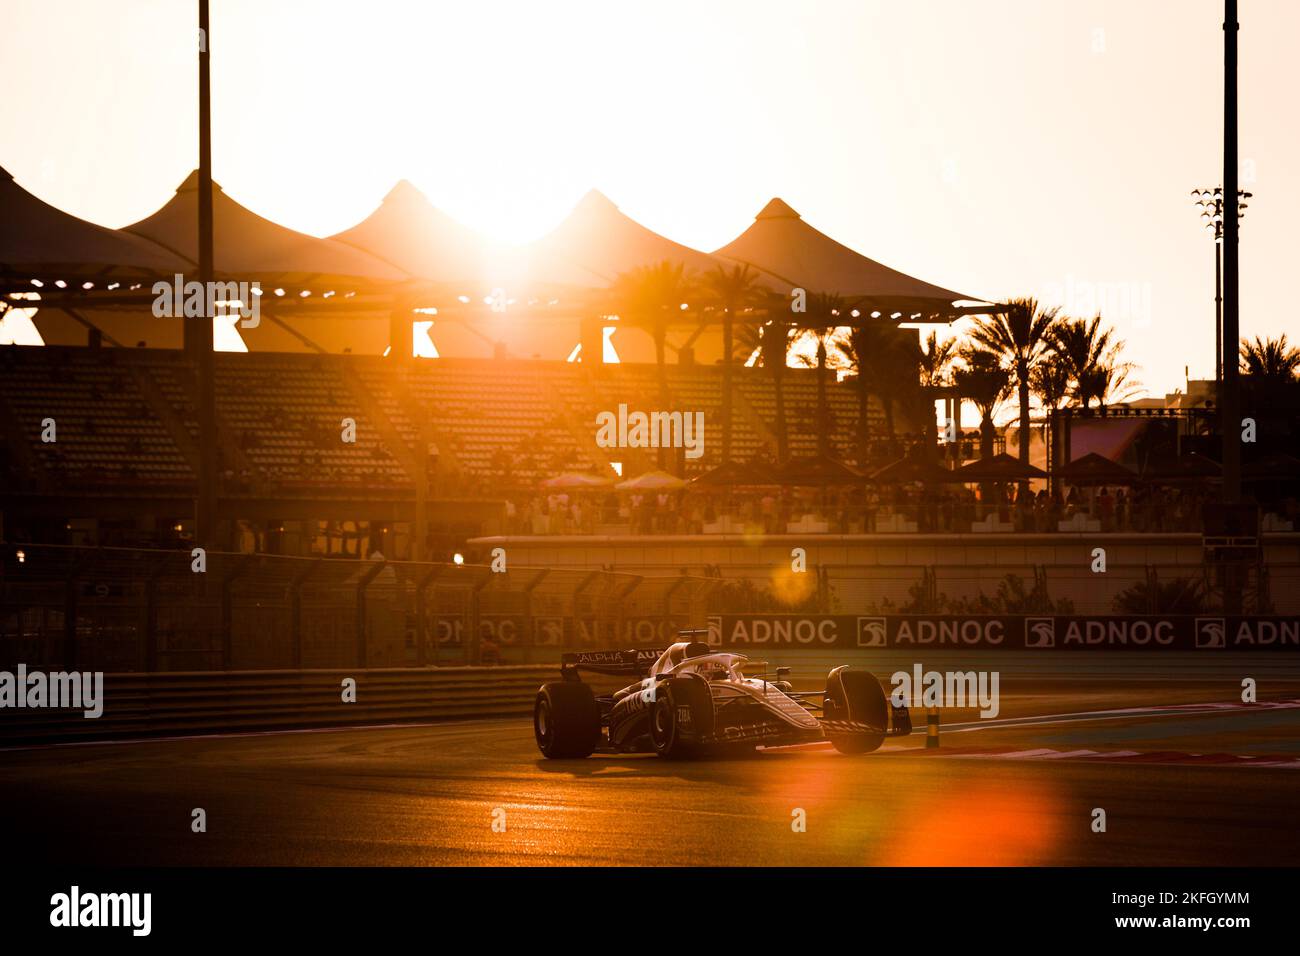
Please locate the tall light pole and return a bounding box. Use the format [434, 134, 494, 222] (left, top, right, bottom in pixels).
[1221, 0, 1241, 505]
[1191, 186, 1251, 385]
[195, 0, 217, 548]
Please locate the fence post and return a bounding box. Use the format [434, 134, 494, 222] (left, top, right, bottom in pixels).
[220, 554, 252, 671]
[430, 585, 441, 666]
[615, 575, 642, 646]
[288, 558, 320, 669]
[571, 570, 602, 649]
[522, 568, 550, 665]
[143, 560, 158, 673]
[356, 558, 387, 669]
[662, 576, 687, 636]
[63, 565, 79, 671]
[413, 566, 440, 667]
[466, 576, 491, 665]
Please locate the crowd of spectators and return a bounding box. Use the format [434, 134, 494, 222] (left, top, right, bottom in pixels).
[502, 483, 1298, 536]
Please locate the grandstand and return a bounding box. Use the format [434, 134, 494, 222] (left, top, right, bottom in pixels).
[0, 343, 897, 554]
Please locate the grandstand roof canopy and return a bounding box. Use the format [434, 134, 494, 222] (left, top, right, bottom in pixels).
[0, 166, 188, 285]
[332, 180, 500, 284]
[714, 198, 994, 320]
[124, 171, 410, 288]
[527, 189, 727, 288]
[333, 180, 598, 294]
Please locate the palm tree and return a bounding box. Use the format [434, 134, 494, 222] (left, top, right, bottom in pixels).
[1030, 361, 1071, 413]
[609, 261, 694, 464]
[967, 298, 1061, 463]
[953, 347, 1012, 459]
[1240, 334, 1300, 380]
[835, 321, 930, 465]
[916, 330, 958, 458]
[1048, 314, 1130, 408]
[1078, 362, 1139, 409]
[700, 264, 766, 463]
[796, 292, 846, 457]
[740, 296, 799, 460]
[918, 330, 958, 390]
[1030, 360, 1072, 457]
[835, 323, 882, 467]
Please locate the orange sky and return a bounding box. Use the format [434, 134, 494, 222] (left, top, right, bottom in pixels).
[1, 0, 1297, 395]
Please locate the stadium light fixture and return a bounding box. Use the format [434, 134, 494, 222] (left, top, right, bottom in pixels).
[1192, 184, 1251, 384]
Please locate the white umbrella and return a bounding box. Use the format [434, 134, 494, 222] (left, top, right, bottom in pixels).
[616, 470, 688, 492]
[540, 472, 615, 490]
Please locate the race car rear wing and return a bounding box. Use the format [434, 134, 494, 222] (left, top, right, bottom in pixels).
[561, 648, 663, 679]
[560, 631, 714, 679]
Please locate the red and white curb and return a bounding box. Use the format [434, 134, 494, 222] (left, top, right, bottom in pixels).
[904, 746, 1300, 769]
[939, 697, 1300, 735]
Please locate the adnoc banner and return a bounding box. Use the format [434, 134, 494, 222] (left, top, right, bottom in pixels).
[704, 615, 1300, 651]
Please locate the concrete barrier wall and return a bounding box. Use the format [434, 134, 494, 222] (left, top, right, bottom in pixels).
[0, 665, 554, 745]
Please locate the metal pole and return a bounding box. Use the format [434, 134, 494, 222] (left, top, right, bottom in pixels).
[1214, 231, 1223, 386]
[195, 0, 218, 548]
[1221, 0, 1240, 504]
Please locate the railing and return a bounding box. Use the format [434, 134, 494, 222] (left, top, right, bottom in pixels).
[0, 544, 719, 672]
[4, 544, 1296, 674]
[499, 497, 1297, 536]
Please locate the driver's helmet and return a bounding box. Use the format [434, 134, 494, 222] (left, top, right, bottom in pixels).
[697, 660, 728, 682]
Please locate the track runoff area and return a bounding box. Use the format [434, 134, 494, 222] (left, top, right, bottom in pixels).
[6, 642, 1295, 939]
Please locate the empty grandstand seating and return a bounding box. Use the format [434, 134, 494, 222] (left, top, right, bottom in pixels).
[216, 354, 409, 490]
[0, 347, 192, 486]
[0, 345, 884, 498]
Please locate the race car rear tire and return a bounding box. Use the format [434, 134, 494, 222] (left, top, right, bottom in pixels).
[535, 682, 600, 758]
[650, 675, 713, 759]
[823, 666, 888, 754]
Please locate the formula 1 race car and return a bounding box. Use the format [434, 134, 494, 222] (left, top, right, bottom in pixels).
[533, 634, 911, 759]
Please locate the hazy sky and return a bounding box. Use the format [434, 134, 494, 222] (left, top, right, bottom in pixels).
[1, 0, 1296, 395]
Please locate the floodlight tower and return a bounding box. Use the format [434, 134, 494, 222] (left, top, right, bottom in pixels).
[1190, 186, 1251, 385]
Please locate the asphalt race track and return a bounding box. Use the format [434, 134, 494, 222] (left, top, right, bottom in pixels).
[5, 681, 1300, 866]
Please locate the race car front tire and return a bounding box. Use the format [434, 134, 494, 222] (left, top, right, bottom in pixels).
[823, 666, 888, 754]
[535, 682, 601, 758]
[650, 674, 712, 759]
